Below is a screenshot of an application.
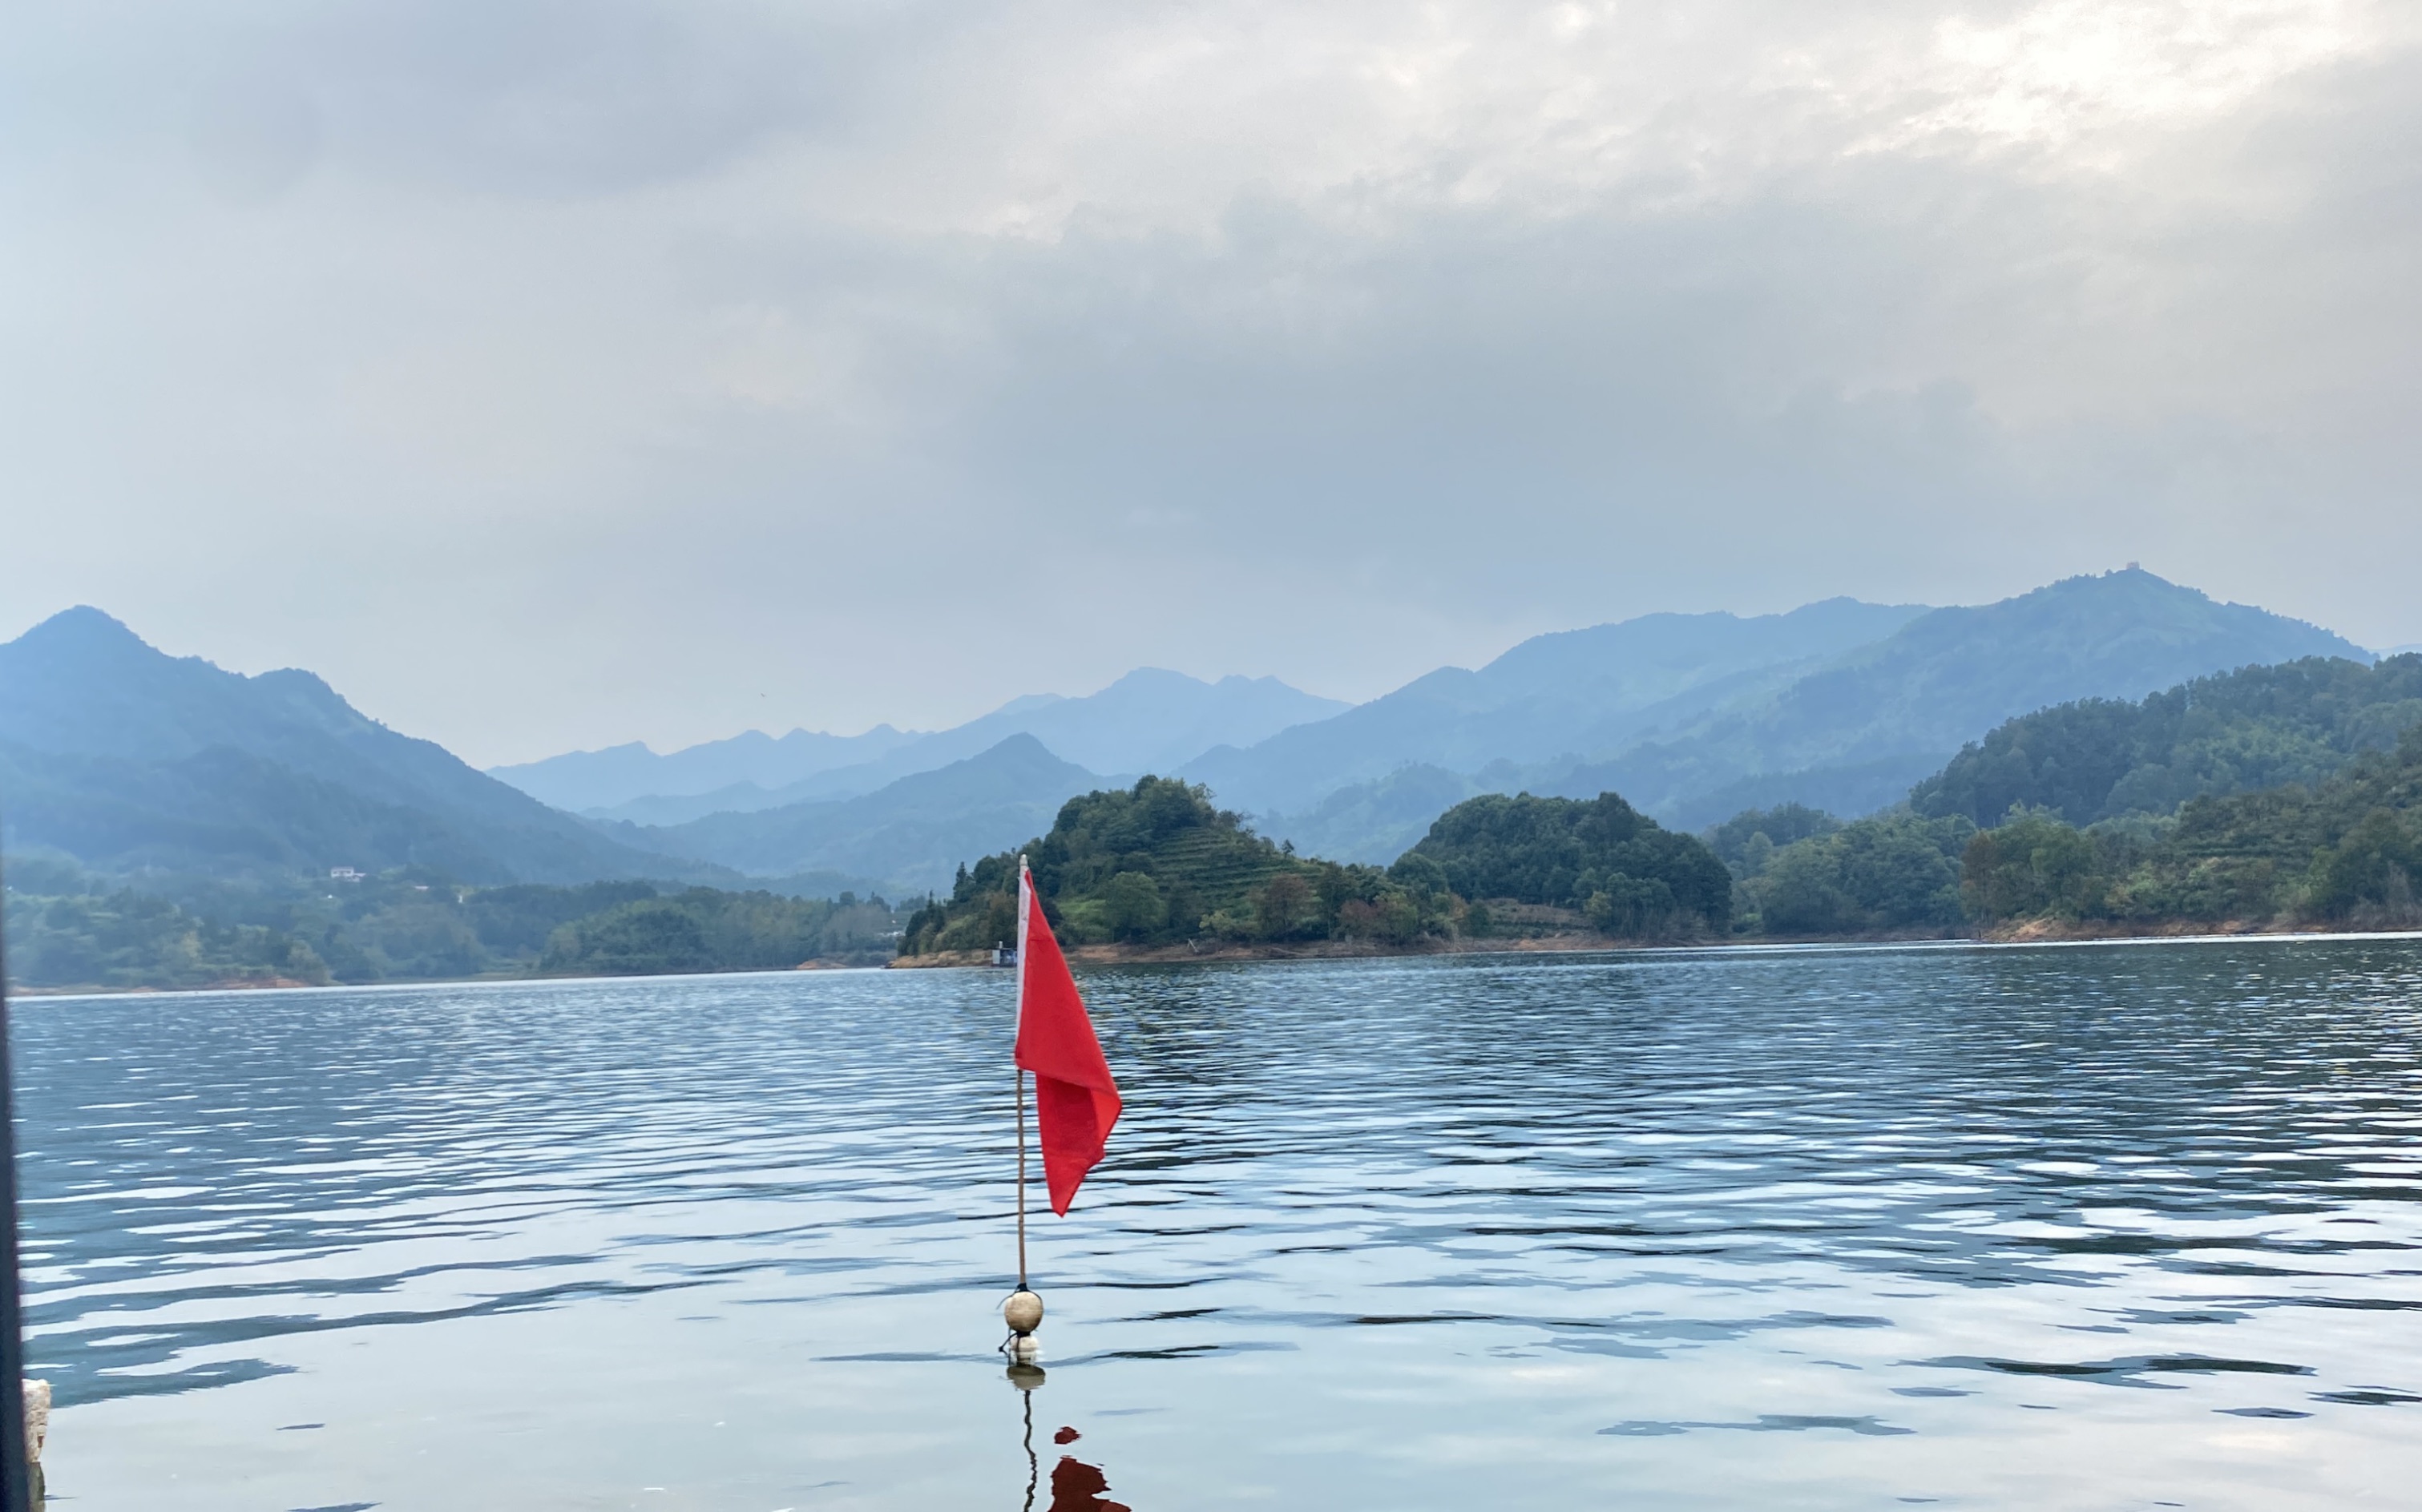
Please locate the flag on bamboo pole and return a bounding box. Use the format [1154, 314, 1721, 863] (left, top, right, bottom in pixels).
[1015, 861, 1122, 1216]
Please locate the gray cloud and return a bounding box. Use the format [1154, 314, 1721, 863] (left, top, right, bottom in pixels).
[4, 0, 2418, 764]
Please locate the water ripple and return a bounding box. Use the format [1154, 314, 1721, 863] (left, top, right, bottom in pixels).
[15, 940, 2422, 1507]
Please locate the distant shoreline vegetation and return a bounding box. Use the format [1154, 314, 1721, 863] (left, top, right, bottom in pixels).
[1711, 653, 2422, 939]
[1, 859, 906, 993]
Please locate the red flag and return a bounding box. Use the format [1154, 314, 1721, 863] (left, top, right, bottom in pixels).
[1015, 863, 1121, 1216]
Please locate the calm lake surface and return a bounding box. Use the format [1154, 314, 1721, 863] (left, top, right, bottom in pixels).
[16, 940, 2422, 1510]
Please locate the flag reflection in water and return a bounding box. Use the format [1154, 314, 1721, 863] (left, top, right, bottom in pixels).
[1047, 1450, 1131, 1512]
[1010, 1367, 1133, 1512]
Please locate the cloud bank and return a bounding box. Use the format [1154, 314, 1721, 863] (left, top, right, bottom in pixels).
[4, 0, 2416, 762]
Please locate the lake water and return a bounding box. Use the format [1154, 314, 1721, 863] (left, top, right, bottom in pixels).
[14, 939, 2422, 1510]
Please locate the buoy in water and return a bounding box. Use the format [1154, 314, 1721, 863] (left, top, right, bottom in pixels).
[1004, 1289, 1044, 1336]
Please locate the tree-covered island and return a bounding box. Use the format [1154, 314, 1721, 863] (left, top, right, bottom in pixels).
[893, 776, 1731, 961]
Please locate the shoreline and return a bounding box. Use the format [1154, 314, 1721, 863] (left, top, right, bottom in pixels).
[886, 932, 1739, 969]
[16, 919, 2417, 998]
[886, 915, 2420, 969]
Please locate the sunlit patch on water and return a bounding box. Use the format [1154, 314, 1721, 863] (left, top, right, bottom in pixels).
[14, 938, 2422, 1508]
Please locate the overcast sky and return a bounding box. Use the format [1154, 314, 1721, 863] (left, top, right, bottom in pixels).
[6, 0, 2418, 765]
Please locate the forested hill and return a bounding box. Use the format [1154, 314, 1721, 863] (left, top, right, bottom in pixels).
[1910, 654, 2422, 828]
[897, 776, 1457, 954]
[1961, 724, 2422, 932]
[898, 777, 1734, 957]
[1706, 704, 2422, 940]
[1400, 792, 1733, 935]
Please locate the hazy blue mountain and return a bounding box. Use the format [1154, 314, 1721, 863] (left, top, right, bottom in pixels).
[1665, 758, 1945, 833]
[981, 668, 1346, 775]
[1550, 569, 2372, 827]
[511, 667, 1345, 819]
[1258, 765, 1501, 865]
[623, 734, 1110, 894]
[490, 724, 922, 812]
[774, 668, 1345, 803]
[1181, 598, 1932, 817]
[1, 741, 518, 881]
[581, 781, 814, 829]
[0, 607, 716, 885]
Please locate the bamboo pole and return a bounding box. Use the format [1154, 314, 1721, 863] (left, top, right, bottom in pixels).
[1015, 855, 1031, 1293]
[1016, 1066, 1029, 1291]
[1003, 856, 1043, 1353]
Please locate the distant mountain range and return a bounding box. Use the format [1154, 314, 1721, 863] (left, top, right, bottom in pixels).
[1181, 597, 1930, 818]
[490, 724, 924, 814]
[1, 570, 2377, 899]
[1528, 568, 2368, 830]
[1244, 569, 2365, 856]
[494, 668, 1346, 822]
[601, 733, 1107, 895]
[508, 568, 2367, 874]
